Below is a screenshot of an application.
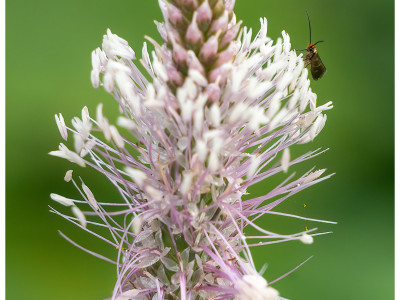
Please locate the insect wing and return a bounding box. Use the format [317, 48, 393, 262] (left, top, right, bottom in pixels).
[310, 52, 326, 80]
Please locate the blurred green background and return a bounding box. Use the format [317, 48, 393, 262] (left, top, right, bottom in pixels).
[6, 0, 393, 299]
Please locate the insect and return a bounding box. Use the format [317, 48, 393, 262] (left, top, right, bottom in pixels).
[297, 11, 326, 80]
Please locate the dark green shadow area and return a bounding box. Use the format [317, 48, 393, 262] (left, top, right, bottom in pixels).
[6, 0, 393, 299]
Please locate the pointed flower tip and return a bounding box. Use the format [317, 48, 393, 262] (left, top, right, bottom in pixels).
[64, 170, 74, 182]
[247, 155, 261, 178]
[281, 148, 290, 173]
[49, 143, 86, 167]
[237, 274, 279, 300]
[132, 215, 143, 235]
[102, 28, 135, 60]
[82, 182, 99, 210]
[55, 113, 68, 141]
[125, 167, 147, 186]
[50, 193, 75, 206]
[109, 125, 125, 148]
[303, 169, 326, 184]
[71, 206, 87, 228]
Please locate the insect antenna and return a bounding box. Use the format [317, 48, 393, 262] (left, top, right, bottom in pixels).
[306, 10, 312, 44]
[313, 40, 324, 46]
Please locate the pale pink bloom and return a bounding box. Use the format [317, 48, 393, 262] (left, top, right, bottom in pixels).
[50, 1, 334, 299]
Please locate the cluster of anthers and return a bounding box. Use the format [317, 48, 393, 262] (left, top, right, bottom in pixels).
[49, 0, 334, 299]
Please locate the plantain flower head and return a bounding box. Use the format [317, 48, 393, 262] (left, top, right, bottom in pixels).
[50, 0, 334, 299]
